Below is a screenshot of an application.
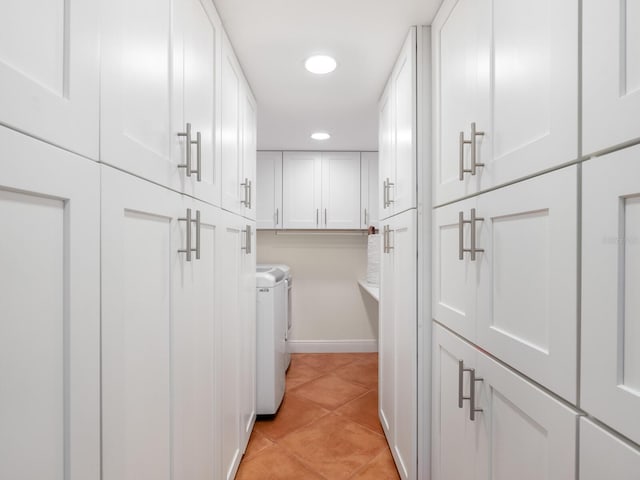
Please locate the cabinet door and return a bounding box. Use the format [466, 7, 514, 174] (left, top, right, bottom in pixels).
[580, 418, 640, 480]
[220, 34, 243, 215]
[379, 216, 395, 438]
[582, 146, 640, 445]
[0, 0, 99, 159]
[475, 350, 578, 480]
[0, 127, 100, 480]
[101, 0, 177, 188]
[282, 152, 322, 229]
[583, 0, 640, 155]
[321, 152, 361, 229]
[241, 89, 257, 220]
[174, 0, 222, 205]
[219, 214, 243, 480]
[361, 152, 379, 228]
[172, 199, 220, 480]
[431, 325, 480, 480]
[475, 166, 578, 402]
[379, 83, 395, 220]
[391, 28, 417, 215]
[256, 151, 283, 229]
[432, 198, 477, 342]
[101, 166, 181, 480]
[433, 0, 490, 204]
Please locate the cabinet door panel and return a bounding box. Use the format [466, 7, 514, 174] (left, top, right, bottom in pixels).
[101, 167, 180, 480]
[0, 127, 100, 480]
[476, 166, 577, 402]
[322, 152, 361, 229]
[582, 146, 640, 445]
[361, 152, 379, 227]
[580, 418, 640, 480]
[242, 91, 257, 220]
[584, 0, 640, 155]
[379, 85, 394, 220]
[433, 198, 477, 341]
[282, 152, 322, 229]
[0, 0, 99, 158]
[475, 350, 578, 480]
[101, 0, 176, 186]
[379, 216, 395, 436]
[257, 151, 283, 229]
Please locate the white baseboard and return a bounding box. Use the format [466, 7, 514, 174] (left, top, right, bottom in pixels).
[287, 339, 378, 353]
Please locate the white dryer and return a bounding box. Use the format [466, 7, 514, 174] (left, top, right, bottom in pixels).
[255, 266, 286, 414]
[257, 264, 292, 369]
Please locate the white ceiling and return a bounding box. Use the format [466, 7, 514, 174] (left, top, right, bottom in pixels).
[213, 0, 443, 151]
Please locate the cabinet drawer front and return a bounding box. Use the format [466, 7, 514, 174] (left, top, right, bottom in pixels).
[580, 418, 640, 480]
[476, 166, 578, 402]
[476, 350, 578, 480]
[582, 146, 640, 445]
[583, 0, 640, 155]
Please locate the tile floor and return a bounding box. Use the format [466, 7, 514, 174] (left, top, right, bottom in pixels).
[236, 353, 400, 480]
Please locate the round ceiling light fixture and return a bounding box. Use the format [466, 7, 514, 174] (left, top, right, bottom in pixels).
[304, 55, 337, 74]
[311, 132, 331, 141]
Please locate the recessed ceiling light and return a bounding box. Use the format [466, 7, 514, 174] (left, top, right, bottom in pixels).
[305, 55, 337, 74]
[311, 132, 331, 141]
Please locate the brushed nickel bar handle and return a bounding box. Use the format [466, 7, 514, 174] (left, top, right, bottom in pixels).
[240, 178, 249, 206]
[248, 180, 252, 209]
[469, 368, 484, 421]
[383, 225, 388, 253]
[383, 179, 388, 208]
[178, 208, 193, 262]
[387, 178, 395, 204]
[246, 225, 252, 254]
[194, 210, 201, 260]
[470, 208, 484, 262]
[275, 208, 279, 226]
[386, 226, 394, 251]
[316, 208, 319, 226]
[470, 122, 485, 176]
[459, 211, 472, 260]
[192, 131, 202, 182]
[458, 360, 465, 408]
[177, 123, 193, 177]
[459, 131, 472, 180]
[364, 208, 368, 226]
[324, 208, 327, 226]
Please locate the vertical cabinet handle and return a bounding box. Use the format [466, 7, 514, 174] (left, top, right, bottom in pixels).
[459, 131, 472, 180]
[386, 178, 395, 206]
[383, 179, 388, 208]
[316, 209, 319, 226]
[324, 208, 327, 226]
[178, 208, 193, 262]
[192, 131, 202, 182]
[275, 208, 279, 226]
[241, 225, 252, 254]
[470, 122, 485, 176]
[458, 208, 484, 261]
[178, 123, 193, 177]
[194, 209, 201, 260]
[458, 360, 484, 421]
[240, 178, 249, 206]
[364, 208, 368, 226]
[178, 123, 202, 182]
[383, 225, 393, 253]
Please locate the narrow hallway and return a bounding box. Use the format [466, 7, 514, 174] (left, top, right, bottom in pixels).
[236, 353, 400, 479]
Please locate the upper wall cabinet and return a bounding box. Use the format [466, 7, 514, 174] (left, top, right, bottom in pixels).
[432, 0, 578, 205]
[583, 0, 640, 156]
[322, 152, 361, 229]
[100, 0, 223, 205]
[282, 152, 322, 229]
[256, 151, 283, 229]
[361, 152, 379, 228]
[0, 0, 99, 159]
[379, 28, 417, 220]
[582, 145, 640, 446]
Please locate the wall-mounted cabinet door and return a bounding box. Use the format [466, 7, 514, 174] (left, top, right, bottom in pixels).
[379, 83, 395, 219]
[101, 0, 177, 187]
[282, 152, 322, 229]
[433, 0, 578, 205]
[321, 152, 361, 229]
[476, 166, 578, 403]
[173, 0, 222, 205]
[432, 198, 477, 342]
[580, 418, 640, 480]
[241, 90, 257, 220]
[101, 166, 182, 480]
[582, 146, 640, 446]
[256, 151, 283, 229]
[361, 152, 379, 228]
[0, 0, 99, 159]
[583, 0, 640, 155]
[0, 127, 100, 480]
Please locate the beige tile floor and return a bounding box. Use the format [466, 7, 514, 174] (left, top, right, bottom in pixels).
[236, 353, 400, 480]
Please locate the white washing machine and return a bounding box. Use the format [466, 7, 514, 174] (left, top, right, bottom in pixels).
[258, 264, 292, 369]
[255, 266, 286, 414]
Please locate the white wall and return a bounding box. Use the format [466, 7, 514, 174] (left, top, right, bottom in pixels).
[257, 231, 379, 352]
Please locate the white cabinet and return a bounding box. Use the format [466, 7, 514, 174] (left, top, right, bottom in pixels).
[361, 152, 379, 228]
[379, 209, 417, 480]
[582, 145, 640, 445]
[256, 151, 283, 229]
[0, 126, 100, 480]
[321, 152, 361, 229]
[221, 35, 257, 218]
[580, 418, 640, 480]
[433, 166, 578, 402]
[282, 151, 361, 229]
[432, 324, 578, 480]
[101, 0, 223, 203]
[0, 0, 99, 159]
[432, 0, 578, 205]
[583, 0, 640, 155]
[379, 28, 417, 220]
[219, 213, 256, 480]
